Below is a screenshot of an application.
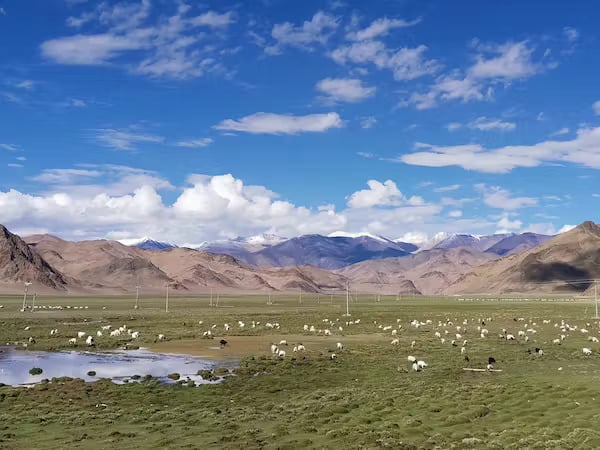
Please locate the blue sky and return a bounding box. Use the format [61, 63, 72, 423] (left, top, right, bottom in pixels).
[0, 0, 599, 245]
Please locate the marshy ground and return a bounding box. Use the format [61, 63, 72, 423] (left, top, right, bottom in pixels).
[1, 293, 600, 449]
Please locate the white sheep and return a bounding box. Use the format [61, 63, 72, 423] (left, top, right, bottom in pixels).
[278, 350, 286, 358]
[68, 338, 77, 345]
[77, 331, 86, 339]
[407, 355, 416, 363]
[131, 331, 140, 339]
[552, 338, 561, 345]
[583, 347, 592, 356]
[297, 344, 306, 352]
[86, 335, 94, 346]
[96, 331, 103, 337]
[324, 329, 331, 336]
[270, 344, 279, 354]
[158, 334, 166, 341]
[590, 336, 599, 343]
[330, 353, 337, 360]
[417, 360, 427, 369]
[279, 340, 288, 346]
[461, 346, 466, 354]
[411, 340, 416, 348]
[336, 342, 344, 351]
[391, 338, 400, 345]
[391, 329, 398, 336]
[506, 334, 516, 341]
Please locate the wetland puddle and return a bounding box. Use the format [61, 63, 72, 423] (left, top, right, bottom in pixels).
[0, 347, 237, 387]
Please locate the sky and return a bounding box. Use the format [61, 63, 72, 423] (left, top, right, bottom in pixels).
[0, 0, 599, 246]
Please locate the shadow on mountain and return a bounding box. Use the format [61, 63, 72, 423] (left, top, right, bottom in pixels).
[522, 262, 591, 292]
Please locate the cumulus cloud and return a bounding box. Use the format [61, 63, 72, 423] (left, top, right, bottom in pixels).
[42, 2, 236, 79]
[93, 128, 164, 150]
[214, 112, 343, 135]
[398, 126, 600, 173]
[345, 16, 421, 41]
[476, 184, 537, 210]
[316, 78, 375, 103]
[331, 41, 440, 81]
[593, 100, 600, 116]
[175, 138, 214, 148]
[265, 11, 339, 55]
[347, 180, 424, 209]
[403, 40, 557, 109]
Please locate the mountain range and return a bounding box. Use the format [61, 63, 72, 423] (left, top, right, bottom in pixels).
[0, 222, 593, 295]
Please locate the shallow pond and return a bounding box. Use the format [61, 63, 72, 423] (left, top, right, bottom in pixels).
[0, 347, 237, 386]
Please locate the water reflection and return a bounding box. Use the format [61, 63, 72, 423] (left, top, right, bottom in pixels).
[0, 347, 236, 386]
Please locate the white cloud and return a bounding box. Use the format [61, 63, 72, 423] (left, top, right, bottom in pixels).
[563, 27, 579, 43]
[346, 17, 421, 41]
[360, 116, 377, 129]
[331, 41, 440, 81]
[550, 127, 570, 137]
[42, 3, 236, 80]
[399, 126, 600, 173]
[0, 144, 19, 152]
[448, 210, 463, 218]
[357, 151, 374, 159]
[0, 7, 5, 16]
[558, 224, 576, 233]
[31, 169, 102, 184]
[175, 138, 214, 148]
[593, 101, 600, 116]
[266, 11, 339, 54]
[446, 122, 462, 131]
[7, 163, 23, 168]
[16, 80, 35, 90]
[468, 41, 545, 81]
[347, 180, 403, 208]
[434, 184, 460, 193]
[468, 116, 516, 131]
[214, 112, 343, 135]
[316, 78, 375, 103]
[93, 128, 164, 150]
[403, 40, 556, 109]
[70, 98, 87, 107]
[476, 184, 537, 210]
[496, 214, 522, 232]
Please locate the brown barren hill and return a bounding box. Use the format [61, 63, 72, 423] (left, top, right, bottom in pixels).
[0, 226, 67, 292]
[446, 221, 600, 295]
[339, 247, 496, 295]
[25, 234, 177, 293]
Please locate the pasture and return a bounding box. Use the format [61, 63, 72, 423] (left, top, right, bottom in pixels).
[1, 293, 600, 449]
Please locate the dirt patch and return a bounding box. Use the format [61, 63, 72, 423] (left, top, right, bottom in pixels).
[149, 333, 389, 360]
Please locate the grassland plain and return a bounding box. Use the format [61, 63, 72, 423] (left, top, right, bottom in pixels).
[1, 293, 600, 449]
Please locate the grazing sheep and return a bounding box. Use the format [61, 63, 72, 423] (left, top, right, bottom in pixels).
[68, 338, 77, 345]
[535, 348, 544, 356]
[158, 334, 166, 341]
[297, 344, 306, 352]
[589, 336, 599, 343]
[279, 340, 288, 346]
[270, 344, 278, 354]
[417, 360, 427, 369]
[440, 338, 446, 344]
[552, 338, 561, 345]
[110, 329, 121, 337]
[303, 324, 309, 332]
[131, 331, 140, 339]
[278, 350, 286, 359]
[434, 331, 441, 338]
[24, 326, 30, 331]
[407, 355, 416, 363]
[86, 336, 95, 346]
[330, 353, 337, 360]
[336, 342, 344, 351]
[412, 362, 419, 372]
[461, 346, 466, 354]
[96, 331, 103, 337]
[77, 331, 86, 339]
[505, 334, 516, 341]
[391, 329, 398, 336]
[28, 337, 35, 344]
[486, 364, 494, 371]
[324, 329, 331, 336]
[411, 340, 416, 348]
[583, 347, 592, 356]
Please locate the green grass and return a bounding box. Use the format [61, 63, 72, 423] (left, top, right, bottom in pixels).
[1, 293, 600, 449]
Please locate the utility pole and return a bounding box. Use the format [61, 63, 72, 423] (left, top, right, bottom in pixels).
[135, 285, 140, 309]
[165, 283, 170, 313]
[22, 282, 31, 312]
[210, 288, 213, 307]
[595, 280, 598, 319]
[32, 292, 37, 311]
[344, 281, 350, 316]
